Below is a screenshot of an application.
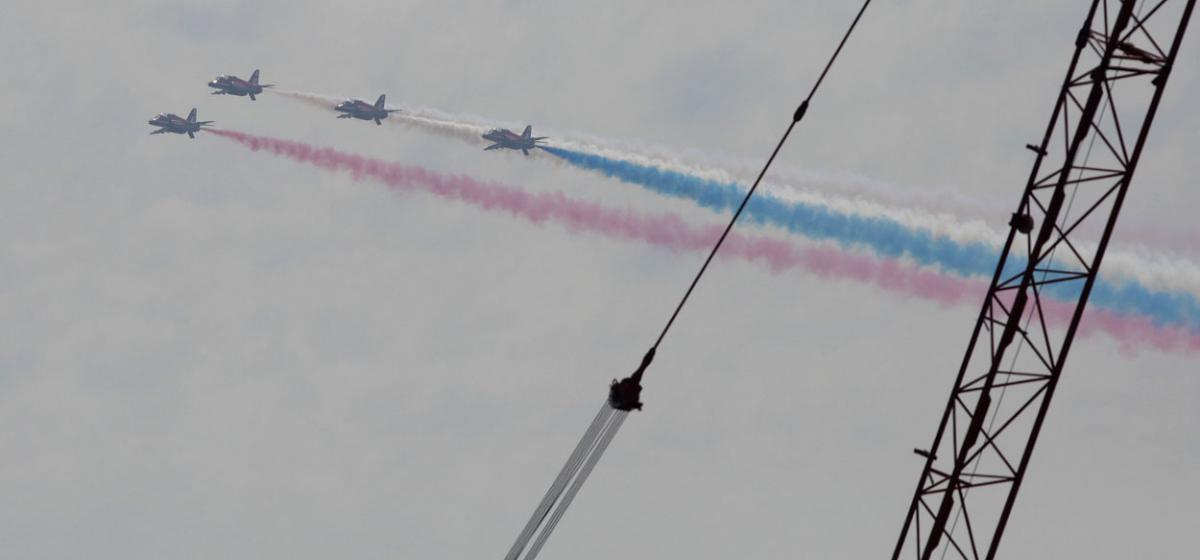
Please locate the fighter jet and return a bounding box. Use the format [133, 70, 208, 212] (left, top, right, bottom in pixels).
[208, 69, 273, 101]
[147, 108, 213, 139]
[481, 125, 547, 155]
[334, 94, 398, 125]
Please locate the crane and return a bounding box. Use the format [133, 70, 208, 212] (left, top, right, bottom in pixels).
[892, 1, 1195, 558]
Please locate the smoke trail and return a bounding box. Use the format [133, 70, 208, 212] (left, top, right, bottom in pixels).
[537, 120, 1200, 259]
[391, 113, 489, 145]
[391, 103, 1199, 261]
[542, 130, 1200, 297]
[541, 146, 1000, 274]
[270, 89, 341, 110]
[496, 126, 1200, 297]
[272, 89, 1200, 293]
[378, 107, 1200, 297]
[539, 146, 1200, 331]
[206, 128, 1200, 353]
[243, 94, 1200, 325]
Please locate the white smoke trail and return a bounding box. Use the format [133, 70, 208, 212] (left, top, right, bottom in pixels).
[271, 89, 342, 109]
[391, 113, 489, 145]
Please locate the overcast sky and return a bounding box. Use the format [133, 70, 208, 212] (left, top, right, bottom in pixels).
[1, 1, 1197, 558]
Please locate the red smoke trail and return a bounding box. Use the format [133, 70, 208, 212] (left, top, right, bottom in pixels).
[205, 128, 1200, 354]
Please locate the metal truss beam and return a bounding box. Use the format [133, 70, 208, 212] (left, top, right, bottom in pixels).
[891, 1, 1195, 558]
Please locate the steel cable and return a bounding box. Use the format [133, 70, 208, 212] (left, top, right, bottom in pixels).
[505, 401, 616, 560]
[650, 0, 874, 355]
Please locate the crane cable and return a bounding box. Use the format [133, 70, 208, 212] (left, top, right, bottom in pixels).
[651, 0, 874, 356]
[504, 2, 874, 559]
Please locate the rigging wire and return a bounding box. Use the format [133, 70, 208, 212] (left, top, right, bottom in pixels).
[504, 402, 616, 560]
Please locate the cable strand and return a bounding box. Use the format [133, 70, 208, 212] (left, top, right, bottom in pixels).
[650, 0, 874, 353]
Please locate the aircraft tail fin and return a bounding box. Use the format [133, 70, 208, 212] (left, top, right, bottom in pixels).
[187, 108, 197, 123]
[522, 125, 533, 140]
[250, 69, 260, 85]
[375, 94, 386, 110]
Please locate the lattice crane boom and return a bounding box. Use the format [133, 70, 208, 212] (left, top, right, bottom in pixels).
[892, 1, 1195, 558]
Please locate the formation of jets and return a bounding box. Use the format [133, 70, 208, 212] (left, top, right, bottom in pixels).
[149, 69, 549, 152]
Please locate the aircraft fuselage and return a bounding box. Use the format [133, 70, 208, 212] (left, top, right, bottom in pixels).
[208, 76, 263, 97]
[334, 100, 391, 123]
[147, 111, 212, 139]
[207, 70, 270, 100]
[481, 126, 547, 155]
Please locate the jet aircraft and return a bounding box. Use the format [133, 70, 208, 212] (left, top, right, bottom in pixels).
[481, 125, 547, 155]
[208, 69, 273, 101]
[147, 108, 213, 139]
[334, 94, 398, 125]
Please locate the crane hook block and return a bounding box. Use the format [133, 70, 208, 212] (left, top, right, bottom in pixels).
[609, 377, 644, 411]
[609, 348, 655, 411]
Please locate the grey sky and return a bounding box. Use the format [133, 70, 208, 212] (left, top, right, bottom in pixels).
[1, 1, 1197, 558]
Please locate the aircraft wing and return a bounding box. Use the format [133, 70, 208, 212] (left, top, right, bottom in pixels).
[484, 143, 504, 151]
[150, 128, 168, 135]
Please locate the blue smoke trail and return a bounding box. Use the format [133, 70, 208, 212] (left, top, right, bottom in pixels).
[541, 146, 1200, 330]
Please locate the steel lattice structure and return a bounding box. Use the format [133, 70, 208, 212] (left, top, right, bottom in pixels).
[891, 1, 1195, 559]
